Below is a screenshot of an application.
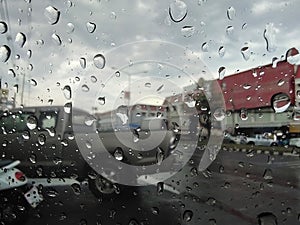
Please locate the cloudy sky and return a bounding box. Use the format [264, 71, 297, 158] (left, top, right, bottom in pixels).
[0, 0, 299, 113]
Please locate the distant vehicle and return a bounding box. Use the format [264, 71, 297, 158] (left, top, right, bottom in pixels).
[224, 133, 247, 144]
[245, 134, 278, 146]
[288, 137, 300, 148]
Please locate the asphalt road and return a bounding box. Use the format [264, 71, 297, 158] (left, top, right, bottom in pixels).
[23, 147, 300, 225]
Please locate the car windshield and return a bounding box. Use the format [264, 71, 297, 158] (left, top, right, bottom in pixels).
[0, 1, 300, 224]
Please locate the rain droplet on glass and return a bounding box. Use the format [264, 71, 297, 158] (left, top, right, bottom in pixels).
[181, 26, 195, 38]
[213, 108, 225, 121]
[64, 102, 72, 113]
[98, 96, 105, 105]
[226, 25, 234, 36]
[63, 85, 72, 100]
[218, 46, 225, 57]
[26, 115, 37, 130]
[240, 109, 248, 121]
[44, 6, 60, 25]
[93, 54, 105, 69]
[241, 46, 250, 61]
[227, 6, 236, 20]
[263, 23, 277, 52]
[183, 210, 193, 222]
[86, 22, 96, 33]
[81, 84, 89, 92]
[169, 0, 188, 23]
[201, 42, 209, 52]
[52, 33, 62, 45]
[145, 82, 151, 88]
[79, 57, 86, 69]
[29, 79, 37, 86]
[90, 75, 97, 83]
[66, 22, 75, 33]
[156, 147, 164, 165]
[15, 32, 26, 48]
[0, 45, 11, 63]
[218, 66, 226, 80]
[114, 148, 124, 161]
[115, 71, 120, 77]
[0, 21, 8, 34]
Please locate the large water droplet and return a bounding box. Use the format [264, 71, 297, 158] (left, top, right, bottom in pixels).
[52, 33, 62, 45]
[93, 54, 105, 69]
[218, 46, 225, 57]
[263, 169, 273, 180]
[84, 115, 96, 126]
[0, 21, 8, 34]
[44, 6, 60, 25]
[114, 148, 124, 161]
[183, 210, 193, 222]
[71, 183, 81, 195]
[63, 85, 72, 100]
[218, 66, 226, 80]
[15, 32, 26, 48]
[30, 79, 37, 86]
[97, 96, 105, 105]
[272, 93, 290, 113]
[0, 45, 11, 63]
[27, 115, 37, 130]
[8, 69, 16, 77]
[241, 46, 250, 61]
[29, 153, 37, 164]
[145, 82, 151, 88]
[181, 26, 195, 37]
[243, 84, 251, 90]
[90, 76, 97, 83]
[81, 84, 89, 92]
[66, 22, 75, 33]
[263, 23, 277, 52]
[80, 57, 86, 69]
[257, 212, 277, 225]
[169, 0, 188, 23]
[22, 131, 30, 140]
[86, 22, 96, 33]
[277, 79, 285, 87]
[227, 6, 236, 20]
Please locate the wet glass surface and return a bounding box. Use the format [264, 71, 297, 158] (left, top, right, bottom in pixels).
[0, 0, 300, 224]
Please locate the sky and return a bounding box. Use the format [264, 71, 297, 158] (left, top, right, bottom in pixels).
[0, 0, 300, 113]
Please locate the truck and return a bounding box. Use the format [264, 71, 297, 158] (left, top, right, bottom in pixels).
[244, 134, 278, 146]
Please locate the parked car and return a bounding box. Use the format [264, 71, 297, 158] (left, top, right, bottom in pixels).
[245, 134, 278, 146]
[224, 133, 247, 144]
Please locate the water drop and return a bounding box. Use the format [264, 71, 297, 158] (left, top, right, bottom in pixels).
[169, 0, 188, 23]
[22, 131, 30, 140]
[114, 148, 124, 161]
[30, 79, 37, 86]
[226, 25, 234, 36]
[242, 23, 247, 30]
[157, 182, 164, 195]
[201, 42, 209, 52]
[84, 115, 96, 126]
[13, 84, 19, 93]
[227, 6, 236, 20]
[44, 6, 60, 25]
[0, 21, 8, 34]
[272, 93, 290, 113]
[93, 54, 105, 69]
[71, 183, 81, 195]
[277, 79, 285, 86]
[145, 82, 151, 88]
[181, 26, 195, 37]
[27, 50, 32, 59]
[218, 66, 226, 80]
[90, 75, 97, 83]
[8, 69, 16, 77]
[64, 102, 72, 113]
[218, 46, 225, 57]
[38, 134, 46, 145]
[15, 32, 26, 48]
[47, 189, 59, 198]
[66, 22, 75, 33]
[85, 141, 92, 149]
[86, 22, 96, 33]
[263, 169, 273, 180]
[81, 84, 89, 92]
[29, 153, 37, 164]
[240, 109, 248, 121]
[151, 207, 159, 215]
[213, 108, 225, 121]
[46, 127, 56, 137]
[263, 23, 277, 52]
[183, 210, 193, 222]
[156, 147, 164, 165]
[26, 115, 37, 130]
[0, 45, 11, 63]
[79, 57, 86, 69]
[241, 46, 250, 61]
[128, 219, 139, 225]
[243, 84, 251, 90]
[63, 85, 72, 100]
[52, 33, 62, 45]
[257, 212, 277, 225]
[98, 96, 105, 105]
[156, 84, 164, 92]
[115, 71, 120, 77]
